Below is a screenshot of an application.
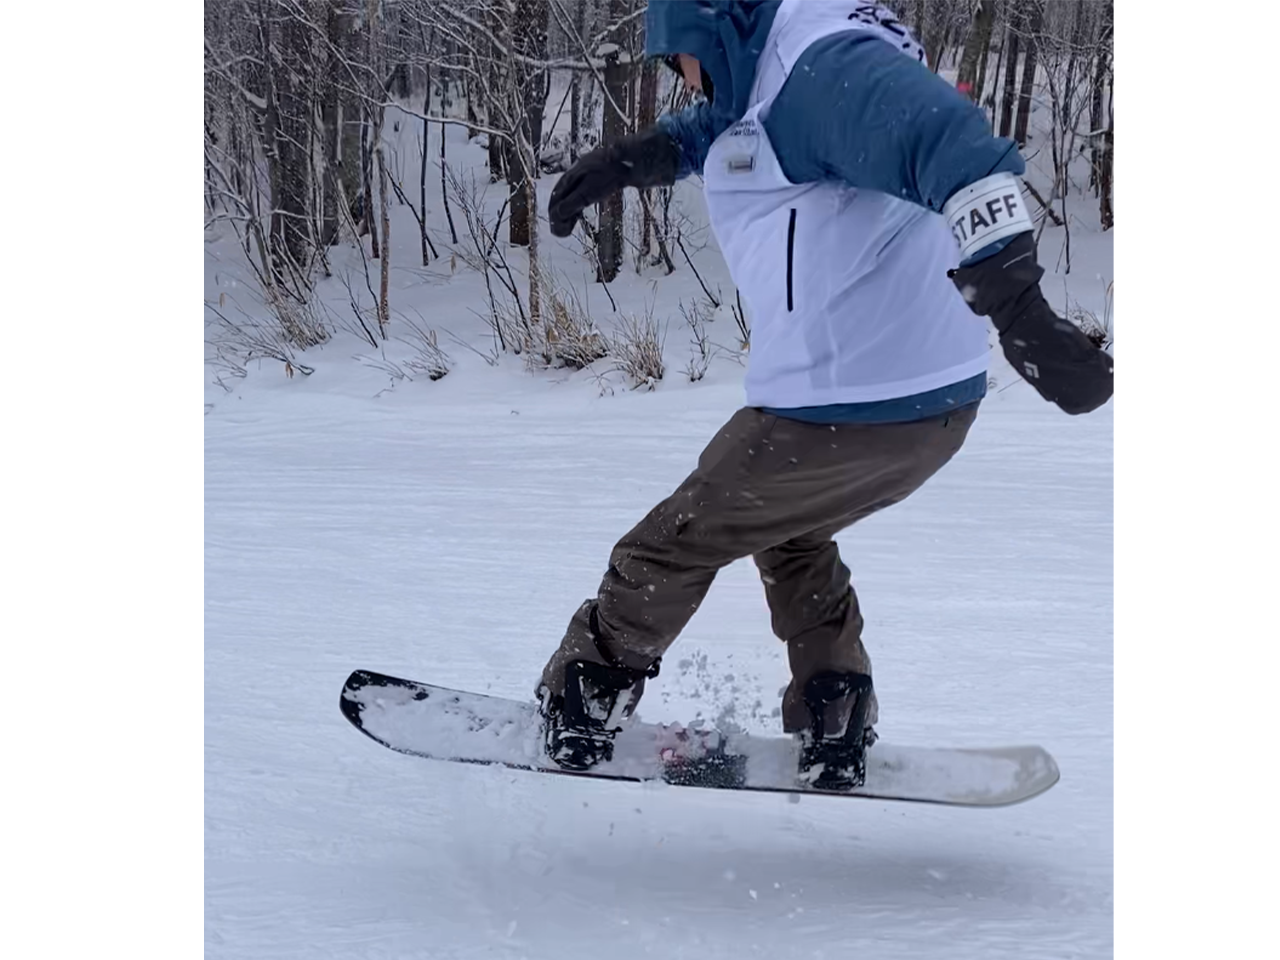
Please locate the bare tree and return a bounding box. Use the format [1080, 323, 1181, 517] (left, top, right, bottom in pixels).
[596, 0, 632, 283]
[1059, 0, 1086, 132]
[263, 0, 314, 275]
[205, 0, 331, 345]
[1089, 14, 1109, 182]
[1013, 0, 1042, 146]
[485, 3, 509, 183]
[364, 0, 391, 333]
[1031, 0, 1097, 269]
[507, 0, 551, 248]
[318, 3, 345, 248]
[401, 0, 567, 336]
[636, 55, 659, 269]
[972, 0, 998, 109]
[957, 1, 996, 101]
[981, 3, 1007, 127]
[440, 115, 459, 245]
[1097, 54, 1113, 231]
[568, 0, 590, 162]
[998, 2, 1022, 138]
[336, 5, 366, 242]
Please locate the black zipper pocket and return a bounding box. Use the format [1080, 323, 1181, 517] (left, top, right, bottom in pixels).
[786, 208, 796, 312]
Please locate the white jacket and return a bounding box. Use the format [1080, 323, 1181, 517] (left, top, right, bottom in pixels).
[700, 0, 990, 410]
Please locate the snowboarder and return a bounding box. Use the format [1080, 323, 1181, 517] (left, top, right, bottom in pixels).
[538, 0, 1113, 789]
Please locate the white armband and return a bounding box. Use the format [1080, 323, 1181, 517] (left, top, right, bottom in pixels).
[941, 172, 1033, 260]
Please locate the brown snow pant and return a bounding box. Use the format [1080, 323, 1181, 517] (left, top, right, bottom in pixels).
[539, 405, 977, 732]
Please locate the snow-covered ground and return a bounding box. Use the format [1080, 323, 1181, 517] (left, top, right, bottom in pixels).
[205, 84, 1112, 959]
[206, 378, 1111, 959]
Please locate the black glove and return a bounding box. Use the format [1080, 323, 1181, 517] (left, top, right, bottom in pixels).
[548, 127, 681, 238]
[949, 233, 1113, 415]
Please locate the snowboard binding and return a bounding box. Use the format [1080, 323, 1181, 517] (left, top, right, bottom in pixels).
[539, 659, 652, 771]
[797, 672, 878, 791]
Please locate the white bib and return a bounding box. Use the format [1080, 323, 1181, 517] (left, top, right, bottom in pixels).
[702, 0, 990, 409]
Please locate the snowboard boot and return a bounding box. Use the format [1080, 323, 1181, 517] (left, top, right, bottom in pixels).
[538, 659, 655, 771]
[797, 671, 878, 791]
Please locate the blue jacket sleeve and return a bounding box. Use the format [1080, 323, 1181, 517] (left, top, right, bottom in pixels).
[762, 33, 1025, 261]
[657, 101, 732, 180]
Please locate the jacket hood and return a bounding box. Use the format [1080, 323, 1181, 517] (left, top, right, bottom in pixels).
[645, 1, 781, 127]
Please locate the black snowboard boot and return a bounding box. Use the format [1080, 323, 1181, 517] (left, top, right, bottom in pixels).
[538, 659, 653, 771]
[797, 672, 878, 791]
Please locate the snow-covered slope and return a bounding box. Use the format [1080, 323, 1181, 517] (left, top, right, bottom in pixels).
[205, 374, 1112, 959]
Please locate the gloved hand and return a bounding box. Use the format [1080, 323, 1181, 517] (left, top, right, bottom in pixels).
[548, 127, 682, 237]
[949, 232, 1113, 415]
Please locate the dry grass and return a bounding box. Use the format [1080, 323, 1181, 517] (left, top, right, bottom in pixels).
[398, 314, 452, 381]
[525, 280, 609, 371]
[610, 304, 665, 390]
[1066, 279, 1114, 353]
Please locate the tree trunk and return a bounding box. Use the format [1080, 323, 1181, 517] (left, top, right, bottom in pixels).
[986, 25, 1005, 129]
[507, 0, 549, 247]
[1099, 75, 1113, 231]
[465, 77, 479, 139]
[957, 1, 996, 101]
[369, 0, 389, 327]
[376, 140, 391, 330]
[267, 2, 311, 274]
[597, 0, 630, 284]
[1061, 0, 1085, 131]
[320, 1, 354, 246]
[1090, 2, 1113, 190]
[254, 0, 283, 278]
[440, 37, 454, 116]
[974, 12, 994, 109]
[486, 3, 507, 184]
[464, 18, 480, 140]
[362, 115, 378, 254]
[569, 0, 587, 162]
[569, 76, 582, 164]
[637, 58, 658, 266]
[524, 7, 549, 163]
[488, 131, 507, 179]
[526, 149, 542, 331]
[203, 2, 224, 216]
[419, 83, 431, 265]
[334, 9, 363, 234]
[638, 57, 658, 129]
[204, 97, 218, 216]
[256, 0, 280, 262]
[505, 142, 528, 245]
[319, 21, 339, 244]
[998, 6, 1021, 139]
[1013, 1, 1042, 146]
[923, 1, 946, 73]
[441, 120, 458, 244]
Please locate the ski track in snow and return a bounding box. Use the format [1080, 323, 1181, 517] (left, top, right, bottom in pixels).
[206, 377, 1111, 959]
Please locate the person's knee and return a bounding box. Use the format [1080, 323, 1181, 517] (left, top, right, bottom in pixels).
[756, 539, 845, 592]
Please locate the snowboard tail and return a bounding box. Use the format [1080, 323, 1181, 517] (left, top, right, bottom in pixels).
[340, 669, 1059, 807]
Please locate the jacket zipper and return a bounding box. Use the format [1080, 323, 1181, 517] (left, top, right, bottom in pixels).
[786, 208, 797, 312]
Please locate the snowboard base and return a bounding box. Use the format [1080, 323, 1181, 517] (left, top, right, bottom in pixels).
[340, 670, 1059, 807]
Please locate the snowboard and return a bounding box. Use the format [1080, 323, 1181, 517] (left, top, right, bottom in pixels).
[340, 669, 1060, 807]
